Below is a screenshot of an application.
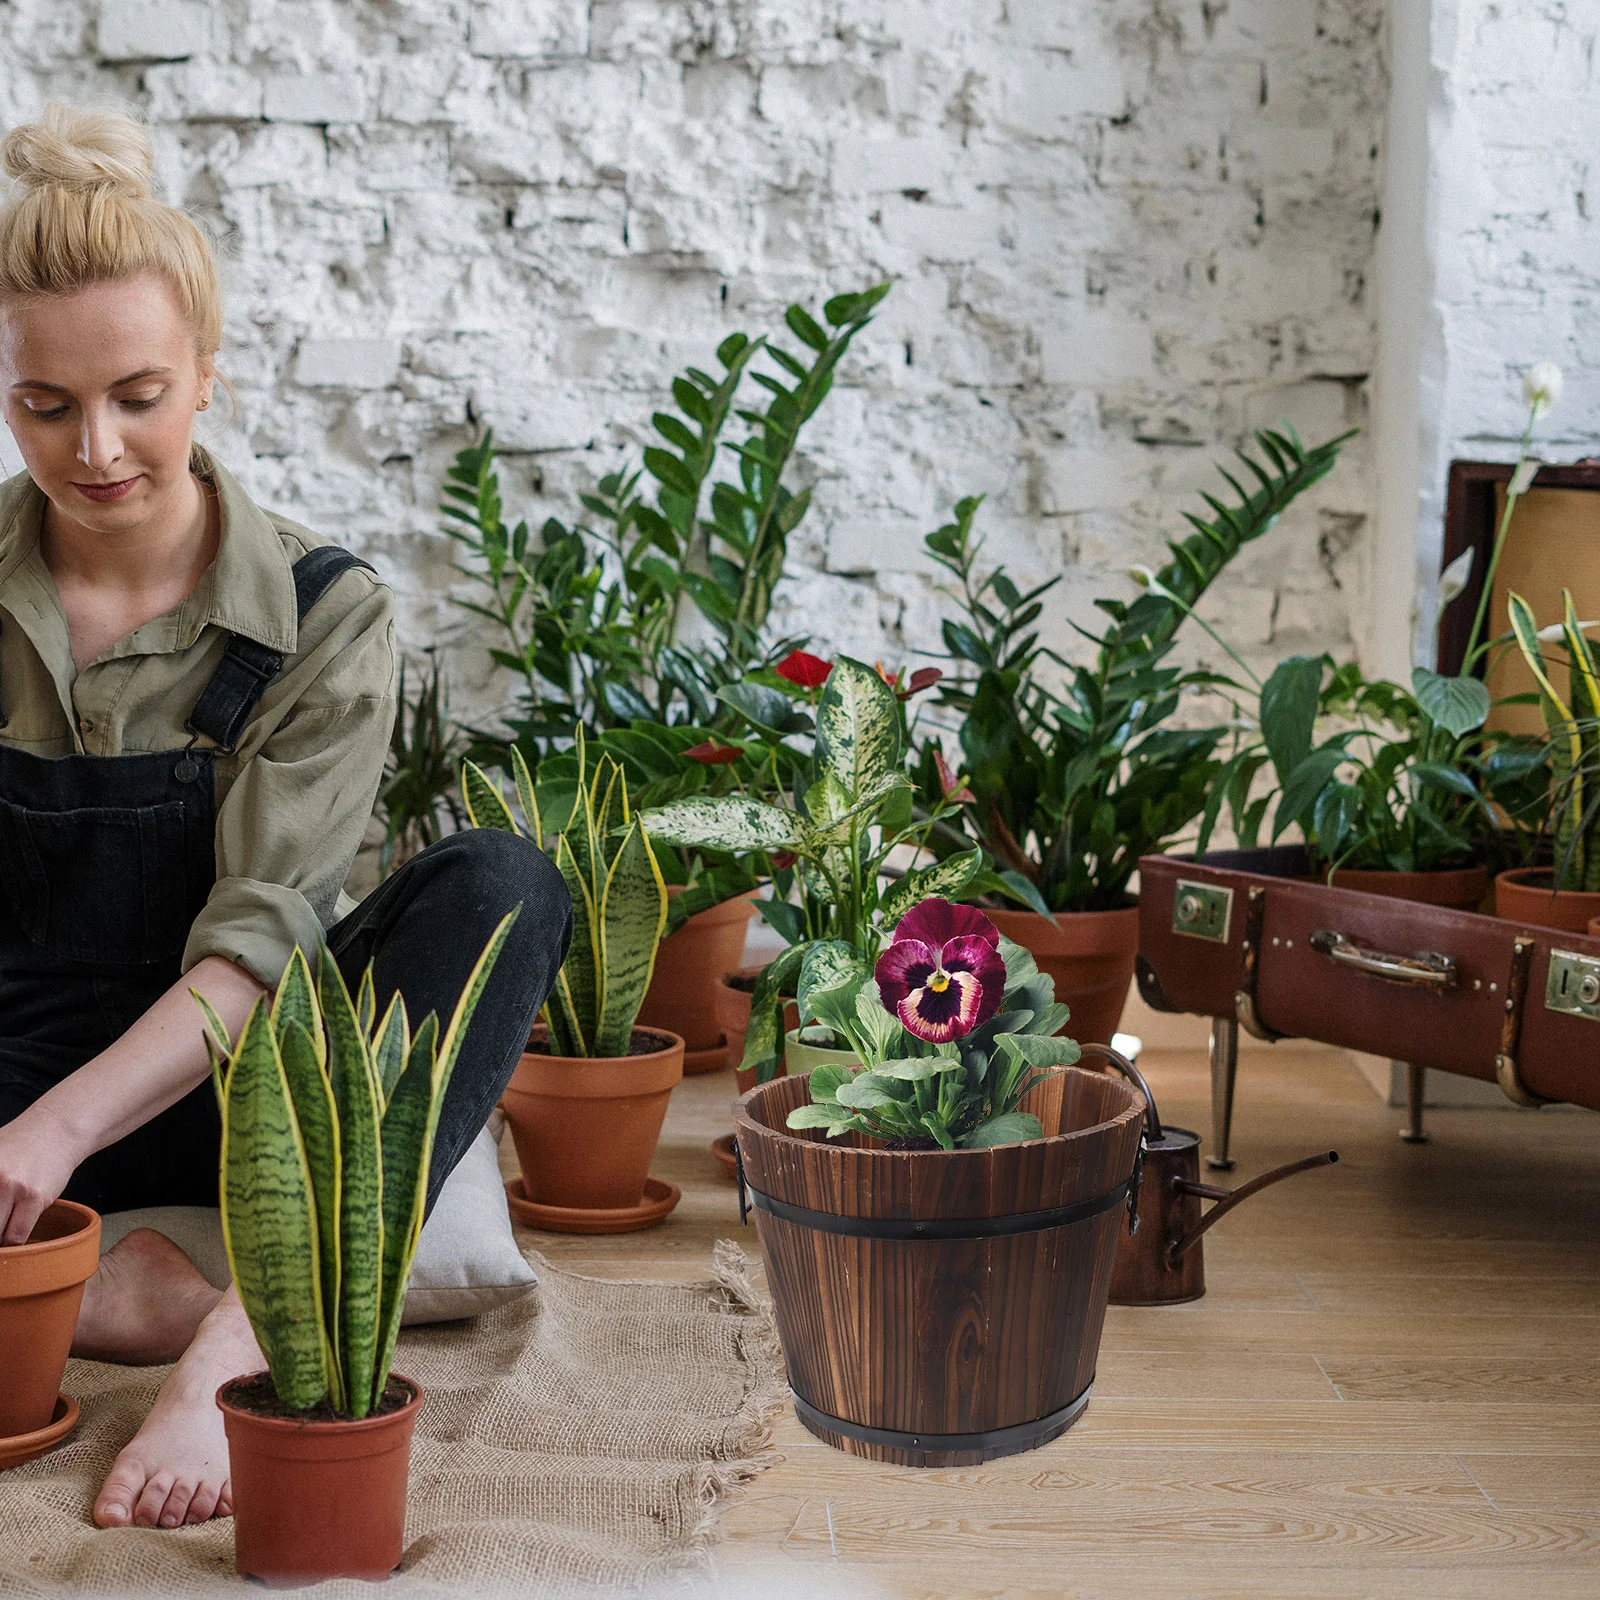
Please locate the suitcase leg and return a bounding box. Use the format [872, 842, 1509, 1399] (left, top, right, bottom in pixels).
[1207, 1015, 1239, 1171]
[1401, 1061, 1429, 1144]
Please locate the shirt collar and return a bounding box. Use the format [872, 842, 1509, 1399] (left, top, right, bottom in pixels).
[0, 446, 299, 663]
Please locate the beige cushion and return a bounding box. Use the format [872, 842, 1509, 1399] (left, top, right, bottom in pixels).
[97, 1122, 536, 1325]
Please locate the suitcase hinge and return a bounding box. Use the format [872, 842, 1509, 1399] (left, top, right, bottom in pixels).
[1495, 938, 1551, 1107]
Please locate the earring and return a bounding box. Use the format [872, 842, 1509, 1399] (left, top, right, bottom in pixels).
[197, 397, 211, 411]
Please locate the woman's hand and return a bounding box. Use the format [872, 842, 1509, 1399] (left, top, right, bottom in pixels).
[0, 1101, 83, 1244]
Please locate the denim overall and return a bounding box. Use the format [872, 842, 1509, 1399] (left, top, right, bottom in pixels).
[0, 547, 374, 1213]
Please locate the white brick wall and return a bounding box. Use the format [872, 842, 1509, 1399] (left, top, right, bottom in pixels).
[0, 0, 1384, 728]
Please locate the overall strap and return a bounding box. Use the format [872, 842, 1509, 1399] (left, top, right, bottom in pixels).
[185, 546, 376, 755]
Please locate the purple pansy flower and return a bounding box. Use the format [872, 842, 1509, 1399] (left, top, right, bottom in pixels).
[875, 898, 1006, 1044]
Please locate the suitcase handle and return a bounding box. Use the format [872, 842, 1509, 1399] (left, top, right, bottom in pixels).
[1308, 929, 1458, 990]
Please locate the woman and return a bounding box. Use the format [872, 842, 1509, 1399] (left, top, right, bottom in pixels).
[0, 106, 570, 1529]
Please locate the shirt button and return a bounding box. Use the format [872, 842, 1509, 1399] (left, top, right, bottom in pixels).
[79, 718, 95, 734]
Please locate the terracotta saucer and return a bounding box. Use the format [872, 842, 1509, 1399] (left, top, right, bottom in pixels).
[711, 1133, 739, 1180]
[505, 1177, 681, 1235]
[682, 1038, 730, 1076]
[0, 1394, 80, 1471]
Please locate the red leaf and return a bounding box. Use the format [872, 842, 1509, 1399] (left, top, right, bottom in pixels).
[775, 650, 834, 689]
[686, 741, 740, 765]
[896, 666, 943, 700]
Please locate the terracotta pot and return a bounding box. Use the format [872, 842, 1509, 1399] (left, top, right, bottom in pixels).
[717, 966, 800, 1093]
[0, 1200, 100, 1441]
[637, 890, 756, 1073]
[218, 1373, 422, 1584]
[501, 1026, 684, 1211]
[1589, 916, 1600, 940]
[985, 906, 1140, 1046]
[1495, 867, 1600, 933]
[1324, 863, 1490, 914]
[783, 1030, 862, 1075]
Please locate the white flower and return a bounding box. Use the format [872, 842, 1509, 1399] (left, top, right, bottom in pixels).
[1128, 565, 1155, 587]
[1438, 548, 1474, 607]
[1522, 360, 1563, 419]
[1509, 457, 1542, 496]
[1537, 619, 1600, 643]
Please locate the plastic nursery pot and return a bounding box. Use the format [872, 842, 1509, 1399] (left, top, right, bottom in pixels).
[1495, 867, 1600, 934]
[783, 1028, 862, 1075]
[218, 1373, 422, 1585]
[1324, 863, 1490, 914]
[637, 890, 757, 1073]
[0, 1200, 100, 1444]
[718, 966, 801, 1093]
[984, 905, 1140, 1046]
[501, 1025, 685, 1211]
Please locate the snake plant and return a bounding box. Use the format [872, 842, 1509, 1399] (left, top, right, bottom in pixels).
[461, 739, 668, 1057]
[196, 914, 516, 1418]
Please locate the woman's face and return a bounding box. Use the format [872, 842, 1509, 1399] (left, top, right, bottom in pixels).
[0, 272, 213, 537]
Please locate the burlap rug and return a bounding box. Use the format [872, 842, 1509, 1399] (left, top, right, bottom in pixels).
[0, 1243, 784, 1598]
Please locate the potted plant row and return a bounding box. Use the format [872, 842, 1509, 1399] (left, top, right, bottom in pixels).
[201, 916, 514, 1583]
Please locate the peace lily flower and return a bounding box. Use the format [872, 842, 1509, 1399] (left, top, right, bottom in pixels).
[1509, 457, 1542, 497]
[874, 898, 1005, 1044]
[1537, 619, 1600, 643]
[1522, 361, 1564, 420]
[1437, 547, 1474, 608]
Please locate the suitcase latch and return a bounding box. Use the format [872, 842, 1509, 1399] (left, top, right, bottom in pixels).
[1547, 950, 1600, 1021]
[1173, 880, 1233, 942]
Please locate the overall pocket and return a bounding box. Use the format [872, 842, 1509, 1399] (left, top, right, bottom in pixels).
[0, 797, 198, 965]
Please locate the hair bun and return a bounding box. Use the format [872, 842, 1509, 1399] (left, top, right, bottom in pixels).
[2, 103, 154, 200]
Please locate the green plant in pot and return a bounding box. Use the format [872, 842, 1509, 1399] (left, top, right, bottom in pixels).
[461, 741, 679, 1225]
[918, 426, 1353, 1042]
[639, 655, 982, 1085]
[203, 917, 515, 1585]
[1498, 590, 1600, 930]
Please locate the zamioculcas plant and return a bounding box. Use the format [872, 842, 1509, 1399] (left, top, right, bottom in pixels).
[198, 915, 516, 1418]
[461, 738, 668, 1056]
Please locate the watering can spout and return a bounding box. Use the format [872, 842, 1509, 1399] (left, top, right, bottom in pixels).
[1168, 1150, 1338, 1264]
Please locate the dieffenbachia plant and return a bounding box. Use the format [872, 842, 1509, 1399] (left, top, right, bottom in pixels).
[198, 915, 515, 1419]
[461, 737, 668, 1057]
[639, 656, 983, 1083]
[1510, 588, 1600, 892]
[789, 898, 1078, 1149]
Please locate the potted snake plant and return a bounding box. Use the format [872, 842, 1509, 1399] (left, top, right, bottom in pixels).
[462, 740, 678, 1230]
[202, 918, 515, 1584]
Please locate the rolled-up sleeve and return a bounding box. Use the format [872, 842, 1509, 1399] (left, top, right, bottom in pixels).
[182, 586, 396, 988]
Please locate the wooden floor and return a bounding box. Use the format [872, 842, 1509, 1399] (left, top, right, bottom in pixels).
[506, 1044, 1600, 1598]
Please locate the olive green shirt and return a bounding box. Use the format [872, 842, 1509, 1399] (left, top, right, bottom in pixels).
[0, 448, 396, 989]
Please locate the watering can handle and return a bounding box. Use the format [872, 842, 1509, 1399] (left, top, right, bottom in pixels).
[1077, 1042, 1164, 1143]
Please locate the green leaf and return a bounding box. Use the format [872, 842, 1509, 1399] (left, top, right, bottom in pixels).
[960, 1110, 1044, 1149]
[638, 796, 808, 854]
[814, 656, 903, 800]
[594, 819, 669, 1055]
[785, 304, 829, 351]
[876, 1056, 964, 1081]
[741, 943, 805, 1084]
[880, 848, 985, 928]
[1272, 745, 1347, 842]
[806, 1062, 854, 1103]
[716, 681, 814, 738]
[1412, 668, 1491, 737]
[996, 1033, 1081, 1071]
[835, 1072, 904, 1110]
[797, 941, 870, 1022]
[220, 1000, 332, 1412]
[460, 760, 520, 834]
[1259, 656, 1324, 784]
[787, 1102, 854, 1130]
[370, 992, 411, 1108]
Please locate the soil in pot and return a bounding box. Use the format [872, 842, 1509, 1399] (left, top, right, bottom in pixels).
[984, 905, 1139, 1046]
[1324, 863, 1490, 914]
[718, 966, 800, 1093]
[733, 1066, 1144, 1467]
[218, 1372, 422, 1584]
[1495, 867, 1600, 934]
[637, 890, 756, 1074]
[500, 1026, 684, 1213]
[0, 1199, 100, 1446]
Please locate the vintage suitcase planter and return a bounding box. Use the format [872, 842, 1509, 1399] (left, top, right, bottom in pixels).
[734, 1066, 1143, 1466]
[1139, 846, 1600, 1163]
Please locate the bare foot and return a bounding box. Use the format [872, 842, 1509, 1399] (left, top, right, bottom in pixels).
[94, 1288, 262, 1529]
[73, 1229, 223, 1365]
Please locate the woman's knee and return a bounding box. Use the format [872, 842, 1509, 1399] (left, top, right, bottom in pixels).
[419, 830, 571, 949]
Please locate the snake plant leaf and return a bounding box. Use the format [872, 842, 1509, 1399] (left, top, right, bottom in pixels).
[278, 1015, 345, 1412]
[356, 966, 376, 1041]
[219, 999, 331, 1412]
[879, 848, 985, 929]
[549, 831, 597, 1055]
[638, 795, 808, 854]
[371, 992, 411, 1107]
[814, 655, 903, 800]
[270, 948, 321, 1067]
[594, 820, 668, 1055]
[318, 947, 385, 1419]
[593, 754, 630, 852]
[740, 942, 805, 1084]
[372, 1012, 438, 1403]
[191, 989, 235, 1062]
[461, 758, 521, 834]
[510, 743, 541, 843]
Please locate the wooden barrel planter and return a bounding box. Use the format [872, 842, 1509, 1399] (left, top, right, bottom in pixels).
[732, 1066, 1145, 1467]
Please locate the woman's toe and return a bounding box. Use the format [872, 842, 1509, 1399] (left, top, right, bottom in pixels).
[159, 1478, 197, 1527]
[132, 1471, 177, 1528]
[184, 1479, 223, 1524]
[93, 1456, 149, 1528]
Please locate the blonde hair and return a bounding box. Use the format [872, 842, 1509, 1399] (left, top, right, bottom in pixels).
[0, 103, 222, 359]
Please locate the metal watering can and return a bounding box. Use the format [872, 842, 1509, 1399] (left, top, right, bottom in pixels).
[1080, 1041, 1338, 1306]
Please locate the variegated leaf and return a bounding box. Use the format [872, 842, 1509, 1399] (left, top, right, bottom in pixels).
[460, 759, 520, 834]
[638, 796, 808, 854]
[551, 831, 598, 1052]
[740, 944, 805, 1084]
[594, 820, 668, 1055]
[796, 940, 869, 1023]
[510, 744, 542, 842]
[880, 847, 985, 929]
[803, 772, 911, 849]
[814, 655, 903, 800]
